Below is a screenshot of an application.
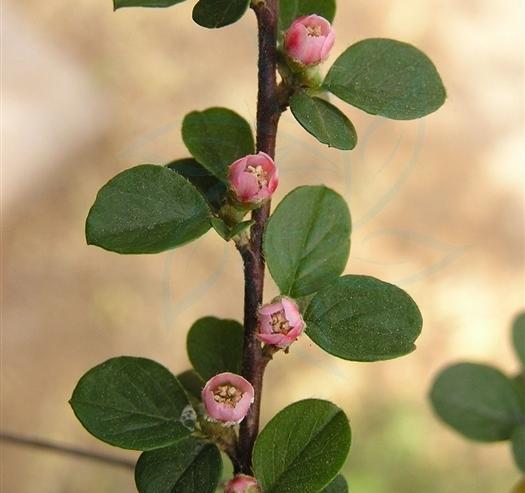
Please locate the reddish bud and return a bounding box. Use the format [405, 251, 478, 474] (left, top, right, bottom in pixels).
[284, 15, 336, 66]
[228, 152, 278, 204]
[225, 474, 261, 493]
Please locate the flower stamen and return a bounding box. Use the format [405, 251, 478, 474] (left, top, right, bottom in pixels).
[270, 310, 291, 334]
[306, 25, 322, 37]
[247, 165, 268, 189]
[213, 383, 244, 407]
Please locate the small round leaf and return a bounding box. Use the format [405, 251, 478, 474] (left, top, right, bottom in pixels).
[193, 0, 250, 29]
[290, 92, 357, 150]
[264, 186, 351, 297]
[167, 158, 227, 213]
[182, 108, 254, 181]
[70, 357, 194, 451]
[86, 165, 211, 254]
[430, 363, 525, 442]
[253, 399, 351, 493]
[186, 317, 244, 381]
[305, 275, 422, 361]
[324, 38, 446, 120]
[177, 370, 204, 402]
[135, 436, 222, 493]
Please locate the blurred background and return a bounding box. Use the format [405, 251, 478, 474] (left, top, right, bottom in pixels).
[1, 0, 524, 492]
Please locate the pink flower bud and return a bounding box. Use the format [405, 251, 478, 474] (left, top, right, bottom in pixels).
[257, 297, 305, 348]
[228, 152, 278, 204]
[225, 474, 261, 493]
[284, 15, 336, 66]
[202, 373, 255, 426]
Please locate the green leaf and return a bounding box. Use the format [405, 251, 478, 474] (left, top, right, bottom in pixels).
[513, 312, 525, 367]
[187, 317, 244, 381]
[182, 108, 254, 181]
[114, 0, 186, 8]
[253, 399, 351, 493]
[290, 92, 357, 150]
[86, 165, 211, 254]
[322, 475, 349, 493]
[279, 0, 336, 31]
[210, 218, 254, 242]
[167, 158, 227, 212]
[135, 436, 222, 493]
[305, 275, 422, 361]
[512, 425, 525, 473]
[70, 357, 195, 451]
[430, 363, 525, 442]
[324, 38, 446, 120]
[264, 186, 351, 297]
[177, 370, 204, 402]
[193, 0, 250, 29]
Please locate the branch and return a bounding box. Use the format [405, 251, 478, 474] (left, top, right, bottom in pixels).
[237, 0, 281, 474]
[0, 431, 135, 469]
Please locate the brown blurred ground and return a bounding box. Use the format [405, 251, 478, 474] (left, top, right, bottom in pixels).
[1, 1, 524, 492]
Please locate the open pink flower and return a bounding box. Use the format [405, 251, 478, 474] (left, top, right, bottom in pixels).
[202, 373, 254, 426]
[225, 474, 261, 493]
[284, 14, 336, 66]
[257, 297, 305, 348]
[228, 152, 278, 204]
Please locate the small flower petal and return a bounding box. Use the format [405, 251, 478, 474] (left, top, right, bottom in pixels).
[228, 152, 278, 204]
[256, 297, 305, 349]
[284, 14, 336, 66]
[202, 373, 254, 426]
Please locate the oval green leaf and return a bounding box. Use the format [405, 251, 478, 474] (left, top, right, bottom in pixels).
[322, 475, 349, 493]
[135, 436, 222, 493]
[114, 0, 186, 8]
[70, 357, 194, 451]
[280, 0, 336, 31]
[513, 312, 525, 367]
[186, 317, 244, 381]
[182, 108, 254, 181]
[324, 38, 446, 120]
[512, 425, 525, 473]
[430, 363, 525, 442]
[253, 399, 351, 493]
[86, 165, 211, 254]
[193, 0, 250, 29]
[167, 158, 226, 213]
[290, 92, 357, 150]
[264, 186, 351, 297]
[177, 370, 204, 402]
[305, 275, 422, 361]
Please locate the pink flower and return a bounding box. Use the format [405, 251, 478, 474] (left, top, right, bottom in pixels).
[225, 474, 261, 493]
[228, 152, 278, 204]
[257, 297, 305, 348]
[202, 373, 254, 426]
[284, 14, 336, 66]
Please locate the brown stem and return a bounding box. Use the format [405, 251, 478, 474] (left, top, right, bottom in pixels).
[236, 0, 281, 474]
[0, 431, 135, 469]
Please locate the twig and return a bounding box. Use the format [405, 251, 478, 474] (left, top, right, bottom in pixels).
[0, 431, 135, 469]
[237, 0, 282, 475]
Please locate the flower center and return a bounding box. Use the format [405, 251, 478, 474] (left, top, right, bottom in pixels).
[306, 25, 322, 37]
[213, 383, 243, 407]
[270, 310, 291, 334]
[247, 165, 268, 189]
